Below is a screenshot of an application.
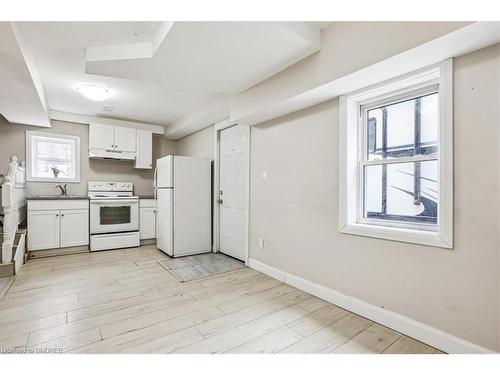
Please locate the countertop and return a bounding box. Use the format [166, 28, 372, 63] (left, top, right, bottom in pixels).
[26, 195, 90, 200]
[27, 195, 154, 200]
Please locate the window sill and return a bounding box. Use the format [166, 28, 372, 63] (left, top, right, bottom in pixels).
[27, 177, 80, 183]
[339, 223, 452, 249]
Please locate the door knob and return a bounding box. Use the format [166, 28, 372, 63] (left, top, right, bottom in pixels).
[217, 199, 223, 205]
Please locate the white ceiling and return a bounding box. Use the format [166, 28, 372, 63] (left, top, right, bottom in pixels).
[86, 22, 321, 94]
[5, 21, 326, 134]
[0, 22, 50, 127]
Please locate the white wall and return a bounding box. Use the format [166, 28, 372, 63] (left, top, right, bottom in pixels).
[175, 125, 215, 160]
[232, 22, 471, 120]
[249, 44, 500, 351]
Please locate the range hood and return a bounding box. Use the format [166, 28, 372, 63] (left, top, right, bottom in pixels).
[89, 148, 136, 160]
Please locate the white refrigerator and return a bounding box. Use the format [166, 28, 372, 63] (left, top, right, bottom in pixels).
[154, 155, 212, 257]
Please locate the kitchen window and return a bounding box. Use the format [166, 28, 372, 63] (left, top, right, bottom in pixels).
[338, 60, 453, 248]
[26, 131, 80, 182]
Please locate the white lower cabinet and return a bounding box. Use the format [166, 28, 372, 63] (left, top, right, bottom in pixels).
[28, 200, 89, 251]
[140, 199, 156, 240]
[60, 209, 89, 248]
[28, 210, 60, 251]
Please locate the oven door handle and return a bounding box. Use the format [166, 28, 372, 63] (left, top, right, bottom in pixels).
[90, 199, 139, 204]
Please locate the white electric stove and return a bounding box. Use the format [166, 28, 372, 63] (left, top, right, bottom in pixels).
[88, 181, 140, 251]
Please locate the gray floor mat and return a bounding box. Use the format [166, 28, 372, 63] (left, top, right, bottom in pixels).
[158, 252, 245, 282]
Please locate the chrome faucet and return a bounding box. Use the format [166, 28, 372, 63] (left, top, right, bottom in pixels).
[55, 184, 68, 196]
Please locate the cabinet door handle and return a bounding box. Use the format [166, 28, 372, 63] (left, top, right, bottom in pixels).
[61, 214, 65, 217]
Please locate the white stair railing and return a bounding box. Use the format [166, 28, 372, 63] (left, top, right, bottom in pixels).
[1, 156, 26, 264]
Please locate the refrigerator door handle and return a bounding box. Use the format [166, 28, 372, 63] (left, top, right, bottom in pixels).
[153, 163, 158, 200]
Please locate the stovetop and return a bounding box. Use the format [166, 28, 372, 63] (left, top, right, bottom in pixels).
[88, 181, 134, 192]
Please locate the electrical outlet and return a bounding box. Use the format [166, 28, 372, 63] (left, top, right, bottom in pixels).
[258, 238, 265, 249]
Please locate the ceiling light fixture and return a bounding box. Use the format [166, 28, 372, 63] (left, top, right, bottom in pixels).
[76, 84, 110, 101]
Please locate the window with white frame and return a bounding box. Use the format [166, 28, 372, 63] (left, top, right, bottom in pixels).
[339, 60, 453, 248]
[26, 131, 80, 182]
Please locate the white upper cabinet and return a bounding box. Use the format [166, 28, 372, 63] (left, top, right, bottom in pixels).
[114, 126, 136, 153]
[89, 123, 152, 166]
[89, 123, 114, 151]
[89, 123, 138, 160]
[135, 129, 153, 169]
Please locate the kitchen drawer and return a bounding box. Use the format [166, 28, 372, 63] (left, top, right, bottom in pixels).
[28, 200, 89, 211]
[139, 199, 156, 208]
[91, 232, 140, 251]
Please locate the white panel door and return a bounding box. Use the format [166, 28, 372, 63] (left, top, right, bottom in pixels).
[155, 155, 173, 188]
[156, 188, 173, 256]
[89, 123, 114, 150]
[140, 207, 156, 239]
[60, 209, 89, 248]
[114, 126, 136, 152]
[173, 156, 211, 256]
[219, 125, 249, 261]
[28, 210, 60, 251]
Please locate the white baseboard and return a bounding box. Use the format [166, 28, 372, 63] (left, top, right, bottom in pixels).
[248, 258, 495, 354]
[248, 258, 285, 282]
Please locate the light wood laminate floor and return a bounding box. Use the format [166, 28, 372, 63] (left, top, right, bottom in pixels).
[0, 245, 442, 354]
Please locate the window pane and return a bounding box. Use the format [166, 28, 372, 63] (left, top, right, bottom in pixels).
[36, 138, 72, 160]
[367, 93, 438, 160]
[363, 160, 438, 224]
[29, 133, 78, 180]
[35, 160, 74, 179]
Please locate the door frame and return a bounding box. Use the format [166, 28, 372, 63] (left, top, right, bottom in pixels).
[213, 119, 251, 265]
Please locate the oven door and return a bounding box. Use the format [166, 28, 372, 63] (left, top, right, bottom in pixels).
[90, 199, 139, 234]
